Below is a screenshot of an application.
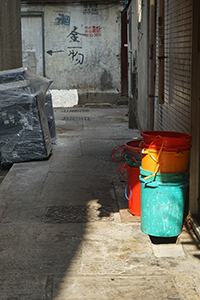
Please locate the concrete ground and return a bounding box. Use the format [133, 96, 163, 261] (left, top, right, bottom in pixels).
[0, 106, 200, 300]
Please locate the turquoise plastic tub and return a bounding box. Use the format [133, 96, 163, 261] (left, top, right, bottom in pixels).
[140, 176, 189, 237]
[140, 167, 189, 183]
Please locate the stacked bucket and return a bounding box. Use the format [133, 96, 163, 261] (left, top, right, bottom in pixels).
[139, 131, 192, 237]
[123, 140, 142, 216]
[112, 139, 142, 217]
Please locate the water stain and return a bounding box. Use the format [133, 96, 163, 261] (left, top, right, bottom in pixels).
[100, 69, 113, 91]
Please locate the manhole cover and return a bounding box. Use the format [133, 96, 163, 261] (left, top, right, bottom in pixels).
[44, 205, 114, 223]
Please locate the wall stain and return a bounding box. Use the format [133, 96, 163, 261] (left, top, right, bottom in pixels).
[100, 69, 113, 91]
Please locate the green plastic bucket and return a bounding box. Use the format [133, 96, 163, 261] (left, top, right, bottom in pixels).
[140, 176, 189, 237]
[139, 167, 189, 183]
[124, 154, 141, 168]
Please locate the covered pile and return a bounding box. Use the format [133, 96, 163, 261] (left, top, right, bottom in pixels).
[0, 68, 52, 164]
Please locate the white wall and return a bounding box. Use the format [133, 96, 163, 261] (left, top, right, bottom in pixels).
[127, 0, 149, 131]
[21, 3, 122, 104]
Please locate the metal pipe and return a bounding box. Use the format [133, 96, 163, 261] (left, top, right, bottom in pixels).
[190, 216, 200, 242]
[149, 0, 155, 130]
[158, 0, 164, 104]
[121, 0, 132, 16]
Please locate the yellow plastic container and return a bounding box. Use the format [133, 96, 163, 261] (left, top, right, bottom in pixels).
[141, 148, 190, 173]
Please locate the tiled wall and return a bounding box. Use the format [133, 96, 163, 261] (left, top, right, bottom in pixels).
[155, 0, 192, 133]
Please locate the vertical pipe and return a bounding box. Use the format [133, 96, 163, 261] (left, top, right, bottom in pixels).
[158, 0, 164, 104]
[149, 0, 155, 130]
[121, 11, 128, 97]
[41, 12, 46, 77]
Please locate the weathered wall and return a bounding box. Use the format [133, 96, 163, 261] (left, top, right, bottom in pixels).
[21, 3, 122, 104]
[0, 0, 22, 71]
[127, 1, 149, 131]
[137, 2, 149, 131]
[154, 0, 199, 215]
[154, 0, 192, 133]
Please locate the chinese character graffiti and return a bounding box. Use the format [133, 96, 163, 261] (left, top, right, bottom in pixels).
[68, 50, 84, 66]
[85, 26, 101, 37]
[55, 14, 70, 26]
[67, 26, 85, 43]
[67, 26, 85, 67]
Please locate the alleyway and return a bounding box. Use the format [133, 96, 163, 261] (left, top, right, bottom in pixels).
[0, 106, 200, 299]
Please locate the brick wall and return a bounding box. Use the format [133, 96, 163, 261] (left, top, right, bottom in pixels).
[155, 0, 192, 133]
[0, 0, 22, 71]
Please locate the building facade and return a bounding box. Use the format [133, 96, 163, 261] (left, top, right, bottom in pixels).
[21, 1, 124, 104]
[0, 0, 22, 71]
[126, 0, 200, 218]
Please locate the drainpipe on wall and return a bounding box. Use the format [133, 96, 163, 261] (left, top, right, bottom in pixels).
[122, 0, 132, 14]
[149, 0, 155, 130]
[158, 0, 164, 104]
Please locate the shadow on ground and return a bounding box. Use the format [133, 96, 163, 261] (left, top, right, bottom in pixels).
[0, 107, 141, 299]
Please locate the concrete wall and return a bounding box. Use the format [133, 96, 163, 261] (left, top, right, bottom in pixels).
[21, 3, 123, 104]
[0, 0, 22, 71]
[127, 1, 149, 131]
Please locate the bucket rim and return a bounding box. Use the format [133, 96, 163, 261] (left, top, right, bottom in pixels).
[141, 131, 192, 140]
[140, 131, 192, 147]
[139, 166, 189, 175]
[141, 148, 190, 154]
[139, 166, 189, 181]
[139, 175, 189, 186]
[124, 139, 143, 153]
[140, 142, 192, 152]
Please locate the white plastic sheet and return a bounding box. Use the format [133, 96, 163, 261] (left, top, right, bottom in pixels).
[0, 67, 53, 164]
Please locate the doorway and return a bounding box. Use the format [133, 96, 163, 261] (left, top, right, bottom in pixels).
[21, 12, 45, 77]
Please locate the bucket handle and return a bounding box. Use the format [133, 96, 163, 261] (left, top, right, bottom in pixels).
[139, 140, 146, 148]
[130, 156, 140, 168]
[139, 175, 159, 187]
[125, 185, 132, 200]
[141, 135, 164, 180]
[124, 163, 133, 201]
[112, 145, 125, 178]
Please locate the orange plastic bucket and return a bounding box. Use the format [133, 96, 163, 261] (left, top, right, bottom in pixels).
[141, 148, 190, 173]
[124, 163, 141, 216]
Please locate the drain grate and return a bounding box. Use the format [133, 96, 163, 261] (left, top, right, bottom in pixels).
[62, 116, 91, 121]
[44, 205, 114, 223]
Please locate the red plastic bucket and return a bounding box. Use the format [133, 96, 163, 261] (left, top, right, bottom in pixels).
[124, 140, 142, 153]
[112, 139, 142, 177]
[124, 139, 142, 161]
[124, 163, 141, 216]
[141, 131, 192, 148]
